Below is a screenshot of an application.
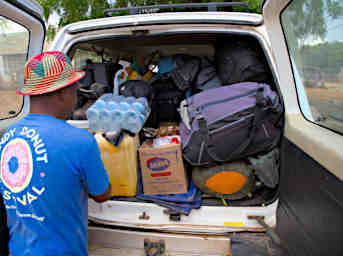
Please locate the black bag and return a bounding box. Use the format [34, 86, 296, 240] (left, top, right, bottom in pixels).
[170, 54, 201, 91]
[194, 57, 221, 92]
[119, 80, 155, 105]
[215, 41, 272, 85]
[148, 74, 184, 127]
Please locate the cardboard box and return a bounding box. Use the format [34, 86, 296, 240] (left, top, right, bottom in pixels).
[138, 140, 188, 195]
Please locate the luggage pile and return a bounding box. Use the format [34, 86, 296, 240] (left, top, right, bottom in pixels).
[80, 40, 283, 214]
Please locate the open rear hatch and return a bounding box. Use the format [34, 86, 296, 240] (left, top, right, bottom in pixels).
[54, 4, 284, 234]
[65, 30, 283, 233]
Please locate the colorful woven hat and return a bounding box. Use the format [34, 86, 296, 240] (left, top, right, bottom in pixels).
[17, 51, 85, 95]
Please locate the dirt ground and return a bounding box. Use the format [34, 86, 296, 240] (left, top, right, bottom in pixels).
[306, 81, 343, 101]
[303, 80, 343, 133]
[306, 81, 343, 117]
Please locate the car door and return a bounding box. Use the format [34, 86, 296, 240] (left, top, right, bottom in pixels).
[0, 0, 45, 135]
[263, 0, 343, 255]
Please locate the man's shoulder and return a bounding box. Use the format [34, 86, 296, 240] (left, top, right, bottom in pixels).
[63, 125, 95, 144]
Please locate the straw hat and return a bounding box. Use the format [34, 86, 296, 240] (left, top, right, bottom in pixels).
[17, 51, 85, 95]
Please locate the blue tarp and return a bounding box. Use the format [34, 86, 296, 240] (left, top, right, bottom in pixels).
[136, 166, 201, 215]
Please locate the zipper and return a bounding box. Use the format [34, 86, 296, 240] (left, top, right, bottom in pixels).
[196, 88, 260, 112]
[209, 114, 254, 134]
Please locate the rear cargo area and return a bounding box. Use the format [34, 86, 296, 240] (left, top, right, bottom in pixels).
[68, 31, 283, 231]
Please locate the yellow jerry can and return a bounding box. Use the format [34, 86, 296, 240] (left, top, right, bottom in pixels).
[94, 133, 139, 197]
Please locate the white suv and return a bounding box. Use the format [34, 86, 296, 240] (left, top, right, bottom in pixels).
[1, 0, 343, 255]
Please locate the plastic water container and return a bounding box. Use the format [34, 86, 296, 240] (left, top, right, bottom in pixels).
[94, 132, 139, 197]
[86, 99, 105, 131]
[118, 101, 130, 112]
[114, 69, 128, 95]
[132, 101, 146, 115]
[99, 93, 115, 102]
[139, 113, 145, 124]
[86, 107, 100, 132]
[124, 108, 143, 134]
[125, 96, 136, 105]
[137, 97, 149, 109]
[94, 99, 106, 109]
[113, 95, 125, 102]
[98, 104, 112, 132]
[107, 102, 121, 133]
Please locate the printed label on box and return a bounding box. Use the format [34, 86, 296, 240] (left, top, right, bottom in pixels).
[139, 142, 188, 195]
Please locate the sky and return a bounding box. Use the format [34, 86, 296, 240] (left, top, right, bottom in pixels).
[48, 11, 60, 27]
[327, 18, 343, 42]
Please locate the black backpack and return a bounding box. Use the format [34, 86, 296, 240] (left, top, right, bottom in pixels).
[148, 74, 184, 127]
[215, 41, 272, 85]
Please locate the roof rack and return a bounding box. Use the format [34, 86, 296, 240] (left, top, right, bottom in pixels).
[104, 2, 249, 16]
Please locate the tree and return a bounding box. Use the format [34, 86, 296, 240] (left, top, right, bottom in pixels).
[38, 0, 263, 27]
[37, 0, 111, 41]
[113, 0, 262, 14]
[37, 0, 110, 26]
[301, 41, 343, 75]
[282, 0, 343, 46]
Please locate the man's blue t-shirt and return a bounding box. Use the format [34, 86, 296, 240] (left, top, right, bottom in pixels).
[0, 114, 109, 256]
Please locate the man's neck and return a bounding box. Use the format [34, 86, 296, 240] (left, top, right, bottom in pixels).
[29, 107, 65, 120]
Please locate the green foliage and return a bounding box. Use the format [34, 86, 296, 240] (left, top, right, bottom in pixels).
[111, 0, 262, 14]
[38, 0, 59, 22]
[89, 0, 111, 20]
[282, 0, 343, 44]
[46, 25, 57, 42]
[327, 0, 343, 19]
[301, 41, 343, 74]
[37, 0, 265, 28]
[37, 0, 110, 27]
[36, 0, 264, 32]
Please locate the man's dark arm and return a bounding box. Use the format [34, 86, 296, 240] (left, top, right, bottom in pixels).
[89, 183, 112, 203]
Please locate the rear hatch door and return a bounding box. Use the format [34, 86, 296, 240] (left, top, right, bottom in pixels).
[0, 0, 45, 133]
[263, 0, 343, 255]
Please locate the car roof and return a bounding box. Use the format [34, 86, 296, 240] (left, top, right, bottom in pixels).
[65, 12, 263, 34]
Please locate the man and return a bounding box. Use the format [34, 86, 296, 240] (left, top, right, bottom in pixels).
[0, 51, 111, 255]
[0, 194, 9, 255]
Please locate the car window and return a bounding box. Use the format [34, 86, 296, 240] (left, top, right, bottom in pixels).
[281, 0, 343, 134]
[0, 15, 28, 119]
[72, 49, 104, 70]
